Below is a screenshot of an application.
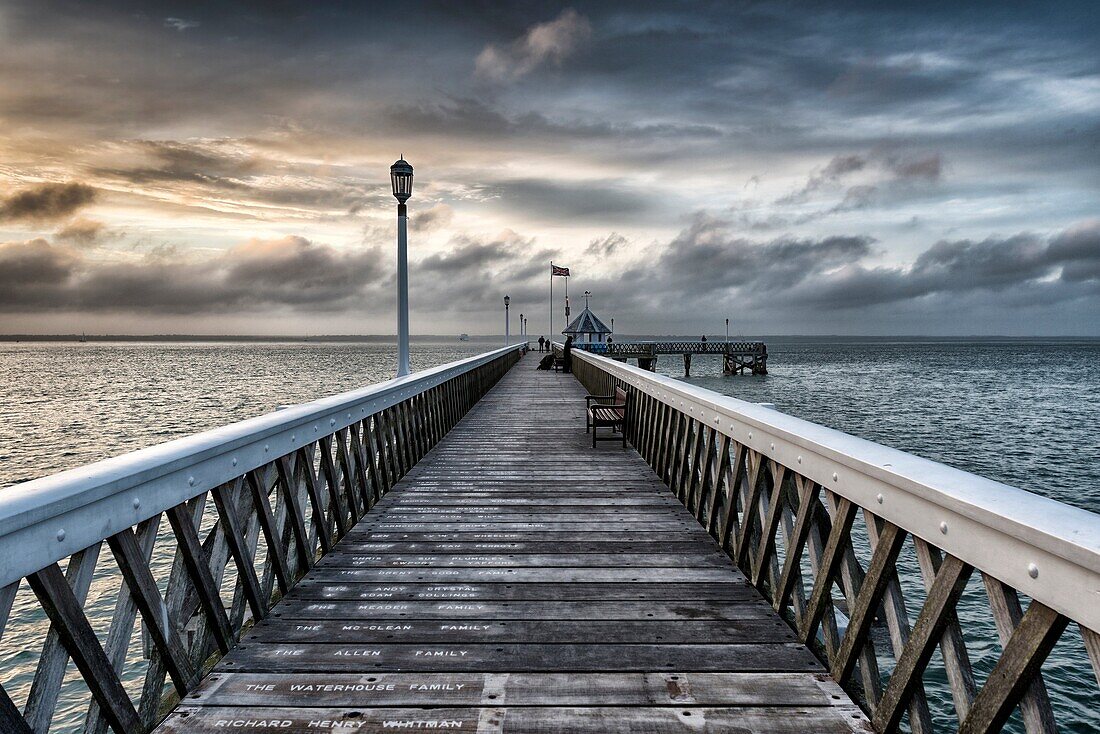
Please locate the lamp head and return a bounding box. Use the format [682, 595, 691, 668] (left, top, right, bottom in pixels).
[390, 157, 413, 203]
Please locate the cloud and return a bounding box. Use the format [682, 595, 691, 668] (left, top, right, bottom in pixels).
[485, 178, 650, 221]
[586, 232, 629, 257]
[0, 235, 388, 313]
[164, 17, 200, 32]
[475, 9, 591, 81]
[414, 203, 454, 231]
[0, 182, 97, 223]
[55, 217, 107, 247]
[412, 230, 556, 312]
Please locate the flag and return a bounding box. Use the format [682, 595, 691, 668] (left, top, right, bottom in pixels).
[551, 265, 570, 277]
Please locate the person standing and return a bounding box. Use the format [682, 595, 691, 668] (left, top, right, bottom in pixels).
[563, 336, 574, 373]
[538, 336, 545, 352]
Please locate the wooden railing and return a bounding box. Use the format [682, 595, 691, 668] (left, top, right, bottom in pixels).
[0, 345, 522, 733]
[575, 340, 767, 356]
[569, 346, 1100, 734]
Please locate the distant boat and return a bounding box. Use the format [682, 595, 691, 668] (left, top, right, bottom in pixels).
[79, 332, 87, 343]
[459, 334, 470, 341]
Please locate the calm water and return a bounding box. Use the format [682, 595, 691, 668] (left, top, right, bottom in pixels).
[0, 339, 1097, 731]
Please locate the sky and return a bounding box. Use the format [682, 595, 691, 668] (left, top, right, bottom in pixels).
[0, 0, 1098, 336]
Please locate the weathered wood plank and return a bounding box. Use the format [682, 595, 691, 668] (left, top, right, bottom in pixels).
[220, 641, 822, 673]
[248, 618, 795, 644]
[160, 705, 869, 733]
[189, 671, 850, 707]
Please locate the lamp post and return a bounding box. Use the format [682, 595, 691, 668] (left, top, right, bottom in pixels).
[390, 157, 414, 376]
[519, 313, 524, 340]
[504, 296, 511, 345]
[725, 318, 729, 345]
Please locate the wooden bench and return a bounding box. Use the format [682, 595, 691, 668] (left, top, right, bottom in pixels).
[586, 386, 628, 448]
[552, 356, 565, 372]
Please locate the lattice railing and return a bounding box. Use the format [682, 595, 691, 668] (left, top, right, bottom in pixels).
[0, 345, 522, 733]
[570, 348, 1100, 734]
[575, 340, 766, 356]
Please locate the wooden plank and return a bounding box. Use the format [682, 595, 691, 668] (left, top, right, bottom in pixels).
[190, 671, 851, 707]
[290, 581, 757, 602]
[306, 567, 739, 583]
[161, 704, 869, 733]
[250, 618, 795, 644]
[275, 599, 777, 621]
[219, 642, 822, 673]
[317, 552, 732, 568]
[27, 564, 141, 734]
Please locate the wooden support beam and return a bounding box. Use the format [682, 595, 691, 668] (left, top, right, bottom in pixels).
[980, 575, 1058, 734]
[107, 526, 199, 694]
[799, 496, 856, 644]
[211, 481, 268, 621]
[246, 469, 292, 596]
[0, 684, 31, 734]
[27, 564, 141, 734]
[773, 479, 820, 614]
[831, 520, 906, 684]
[165, 502, 234, 654]
[958, 601, 1068, 734]
[873, 553, 974, 733]
[24, 542, 101, 730]
[275, 455, 313, 573]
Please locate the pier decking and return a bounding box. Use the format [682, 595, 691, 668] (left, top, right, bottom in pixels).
[157, 361, 867, 732]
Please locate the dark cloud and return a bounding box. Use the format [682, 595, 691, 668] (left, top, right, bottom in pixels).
[0, 236, 387, 313]
[0, 183, 97, 223]
[55, 218, 107, 246]
[485, 178, 650, 221]
[586, 232, 628, 257]
[412, 230, 555, 312]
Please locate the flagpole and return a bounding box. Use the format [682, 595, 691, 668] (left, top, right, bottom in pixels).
[549, 261, 553, 346]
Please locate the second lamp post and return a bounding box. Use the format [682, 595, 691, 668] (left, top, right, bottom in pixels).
[504, 296, 511, 345]
[390, 157, 413, 376]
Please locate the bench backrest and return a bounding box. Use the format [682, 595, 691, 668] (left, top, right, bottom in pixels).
[613, 387, 628, 418]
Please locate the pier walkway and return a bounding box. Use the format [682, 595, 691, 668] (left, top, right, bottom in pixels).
[158, 362, 867, 732]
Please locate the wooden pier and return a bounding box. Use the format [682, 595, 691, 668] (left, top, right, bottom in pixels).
[577, 340, 768, 376]
[157, 362, 865, 732]
[4, 343, 1096, 733]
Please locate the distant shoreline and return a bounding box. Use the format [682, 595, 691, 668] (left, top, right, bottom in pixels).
[2, 335, 1098, 344]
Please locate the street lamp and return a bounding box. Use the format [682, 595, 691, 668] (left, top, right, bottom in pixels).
[519, 313, 524, 340]
[504, 296, 511, 345]
[390, 156, 414, 376]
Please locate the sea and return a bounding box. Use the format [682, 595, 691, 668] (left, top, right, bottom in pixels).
[0, 337, 1097, 731]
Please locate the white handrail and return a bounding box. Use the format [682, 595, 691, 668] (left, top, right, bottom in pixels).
[570, 347, 1100, 631]
[0, 344, 525, 587]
